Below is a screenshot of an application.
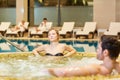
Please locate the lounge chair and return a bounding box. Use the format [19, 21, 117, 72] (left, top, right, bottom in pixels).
[0, 22, 11, 36]
[59, 22, 75, 38]
[29, 22, 53, 37]
[6, 22, 29, 37]
[76, 22, 97, 39]
[104, 22, 120, 37]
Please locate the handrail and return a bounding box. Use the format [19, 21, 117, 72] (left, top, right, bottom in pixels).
[0, 34, 25, 52]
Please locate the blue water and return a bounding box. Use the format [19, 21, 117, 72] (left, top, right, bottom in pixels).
[0, 39, 98, 53]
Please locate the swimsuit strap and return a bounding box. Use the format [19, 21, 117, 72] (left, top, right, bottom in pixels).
[55, 53, 64, 56]
[45, 53, 53, 56]
[45, 53, 64, 56]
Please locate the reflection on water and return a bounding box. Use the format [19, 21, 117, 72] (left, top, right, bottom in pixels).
[0, 55, 103, 79]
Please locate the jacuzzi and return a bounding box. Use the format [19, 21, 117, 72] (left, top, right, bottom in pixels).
[0, 37, 120, 80]
[0, 52, 120, 80]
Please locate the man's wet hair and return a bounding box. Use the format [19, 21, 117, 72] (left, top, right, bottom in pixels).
[101, 35, 120, 59]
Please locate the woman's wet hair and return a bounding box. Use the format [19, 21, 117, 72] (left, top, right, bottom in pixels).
[101, 35, 120, 59]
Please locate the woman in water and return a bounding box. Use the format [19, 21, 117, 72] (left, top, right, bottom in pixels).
[48, 35, 120, 77]
[32, 28, 76, 57]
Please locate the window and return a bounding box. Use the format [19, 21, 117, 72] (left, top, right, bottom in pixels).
[33, 0, 93, 26]
[0, 0, 16, 8]
[34, 0, 93, 7]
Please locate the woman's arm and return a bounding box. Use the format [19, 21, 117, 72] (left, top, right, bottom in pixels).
[32, 45, 45, 56]
[64, 45, 76, 57]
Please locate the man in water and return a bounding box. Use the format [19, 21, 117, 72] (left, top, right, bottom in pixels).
[48, 35, 120, 77]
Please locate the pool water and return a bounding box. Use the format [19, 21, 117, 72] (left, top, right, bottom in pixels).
[0, 54, 104, 78]
[0, 53, 119, 80]
[0, 39, 98, 53]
